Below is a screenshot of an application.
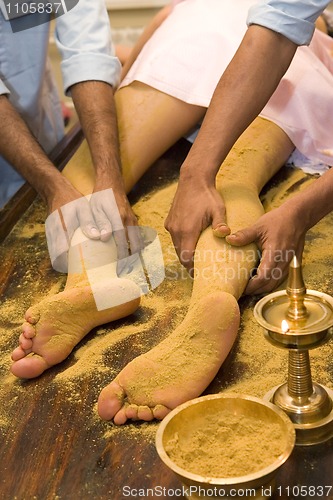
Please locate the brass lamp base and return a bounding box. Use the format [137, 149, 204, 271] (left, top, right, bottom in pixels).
[264, 385, 333, 446]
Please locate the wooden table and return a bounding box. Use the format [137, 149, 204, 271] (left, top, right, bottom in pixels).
[0, 136, 332, 500]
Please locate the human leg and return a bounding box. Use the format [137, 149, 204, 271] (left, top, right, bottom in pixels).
[97, 117, 294, 424]
[115, 81, 206, 193]
[10, 84, 205, 379]
[10, 230, 141, 379]
[61, 81, 205, 196]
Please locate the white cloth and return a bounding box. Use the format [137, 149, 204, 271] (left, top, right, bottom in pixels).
[285, 149, 329, 175]
[120, 0, 333, 169]
[121, 0, 255, 106]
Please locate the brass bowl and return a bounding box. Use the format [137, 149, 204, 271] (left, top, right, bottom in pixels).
[156, 394, 295, 499]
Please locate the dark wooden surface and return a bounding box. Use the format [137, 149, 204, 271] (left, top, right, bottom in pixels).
[0, 139, 332, 500]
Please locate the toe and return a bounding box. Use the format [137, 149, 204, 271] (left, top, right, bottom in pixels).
[98, 380, 125, 421]
[126, 404, 138, 420]
[11, 354, 49, 378]
[22, 321, 36, 338]
[11, 346, 31, 361]
[137, 405, 154, 421]
[113, 407, 128, 425]
[19, 333, 33, 350]
[153, 404, 170, 420]
[24, 307, 40, 325]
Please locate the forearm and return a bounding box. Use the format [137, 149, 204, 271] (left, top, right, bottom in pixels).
[180, 25, 297, 183]
[284, 168, 333, 230]
[70, 81, 125, 193]
[0, 95, 65, 203]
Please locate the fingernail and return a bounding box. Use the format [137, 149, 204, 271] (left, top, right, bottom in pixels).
[90, 228, 100, 237]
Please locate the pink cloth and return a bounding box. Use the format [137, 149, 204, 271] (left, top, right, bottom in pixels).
[120, 0, 333, 166]
[261, 28, 333, 166]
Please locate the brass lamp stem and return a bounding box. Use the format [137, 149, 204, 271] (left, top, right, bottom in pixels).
[288, 350, 313, 401]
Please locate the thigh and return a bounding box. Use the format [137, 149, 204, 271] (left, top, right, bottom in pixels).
[116, 81, 206, 192]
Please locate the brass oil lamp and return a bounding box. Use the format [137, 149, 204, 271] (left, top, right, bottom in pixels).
[254, 256, 333, 445]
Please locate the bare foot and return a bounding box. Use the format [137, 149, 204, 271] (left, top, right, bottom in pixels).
[97, 292, 239, 424]
[11, 278, 141, 379]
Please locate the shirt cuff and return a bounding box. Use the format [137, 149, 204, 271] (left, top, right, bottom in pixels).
[61, 53, 122, 95]
[247, 4, 315, 45]
[0, 80, 10, 95]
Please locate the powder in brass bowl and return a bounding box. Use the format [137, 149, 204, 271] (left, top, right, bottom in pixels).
[165, 409, 285, 478]
[156, 393, 295, 496]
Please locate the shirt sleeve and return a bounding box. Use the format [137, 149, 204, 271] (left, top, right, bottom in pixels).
[247, 0, 330, 45]
[54, 0, 121, 95]
[0, 79, 10, 95]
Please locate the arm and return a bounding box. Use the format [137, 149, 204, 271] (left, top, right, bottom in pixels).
[165, 0, 330, 272]
[0, 93, 100, 274]
[70, 81, 138, 237]
[0, 94, 84, 211]
[54, 0, 141, 254]
[228, 167, 333, 294]
[165, 25, 297, 272]
[181, 25, 296, 176]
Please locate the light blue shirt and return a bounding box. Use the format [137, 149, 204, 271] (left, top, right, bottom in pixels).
[0, 0, 121, 207]
[247, 0, 330, 45]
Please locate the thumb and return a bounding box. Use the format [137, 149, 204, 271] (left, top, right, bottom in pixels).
[211, 206, 230, 238]
[77, 201, 100, 240]
[226, 226, 257, 247]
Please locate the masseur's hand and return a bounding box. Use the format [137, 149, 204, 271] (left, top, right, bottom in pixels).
[46, 181, 142, 273]
[45, 180, 104, 273]
[165, 174, 230, 273]
[47, 178, 100, 239]
[226, 205, 306, 295]
[90, 187, 142, 268]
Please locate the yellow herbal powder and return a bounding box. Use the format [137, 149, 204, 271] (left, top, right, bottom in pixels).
[165, 410, 285, 478]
